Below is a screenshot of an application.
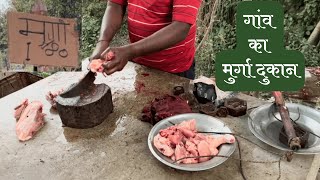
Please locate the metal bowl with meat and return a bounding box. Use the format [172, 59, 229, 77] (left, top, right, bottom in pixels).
[148, 113, 236, 171]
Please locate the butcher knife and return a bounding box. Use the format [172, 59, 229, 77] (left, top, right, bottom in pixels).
[63, 51, 114, 97]
[58, 70, 96, 98]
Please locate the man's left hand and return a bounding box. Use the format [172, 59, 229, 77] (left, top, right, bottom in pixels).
[101, 46, 133, 75]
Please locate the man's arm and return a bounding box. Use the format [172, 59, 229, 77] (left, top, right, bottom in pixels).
[129, 21, 190, 58]
[89, 1, 125, 61]
[101, 21, 191, 74]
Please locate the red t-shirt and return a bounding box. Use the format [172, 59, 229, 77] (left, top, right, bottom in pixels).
[110, 0, 201, 73]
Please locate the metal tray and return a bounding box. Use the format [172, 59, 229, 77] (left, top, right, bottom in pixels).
[248, 103, 320, 154]
[148, 113, 236, 171]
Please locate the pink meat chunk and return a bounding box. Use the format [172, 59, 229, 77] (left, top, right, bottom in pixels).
[14, 100, 46, 141]
[183, 151, 198, 164]
[185, 140, 199, 157]
[153, 120, 235, 164]
[197, 140, 211, 162]
[159, 126, 177, 138]
[177, 127, 196, 138]
[153, 134, 174, 157]
[105, 51, 115, 60]
[46, 89, 64, 108]
[89, 59, 105, 73]
[174, 142, 187, 164]
[178, 119, 196, 131]
[168, 130, 184, 146]
[14, 99, 28, 121]
[205, 134, 235, 155]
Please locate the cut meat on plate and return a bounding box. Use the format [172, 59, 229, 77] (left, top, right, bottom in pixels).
[153, 119, 235, 164]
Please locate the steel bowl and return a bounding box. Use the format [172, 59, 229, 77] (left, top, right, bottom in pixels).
[248, 103, 320, 154]
[148, 113, 236, 171]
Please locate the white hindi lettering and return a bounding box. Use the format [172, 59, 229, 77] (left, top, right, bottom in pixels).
[224, 77, 236, 85]
[222, 64, 237, 84]
[222, 60, 301, 86]
[264, 64, 281, 78]
[243, 9, 277, 29]
[222, 64, 237, 78]
[232, 58, 256, 78]
[256, 64, 270, 85]
[248, 39, 271, 53]
[284, 64, 302, 78]
[275, 64, 289, 78]
[260, 15, 277, 29]
[243, 58, 256, 78]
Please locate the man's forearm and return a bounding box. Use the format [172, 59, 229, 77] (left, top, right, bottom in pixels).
[125, 21, 191, 59]
[99, 2, 124, 42]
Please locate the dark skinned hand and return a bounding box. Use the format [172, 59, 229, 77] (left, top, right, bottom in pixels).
[101, 46, 132, 75]
[87, 41, 110, 73]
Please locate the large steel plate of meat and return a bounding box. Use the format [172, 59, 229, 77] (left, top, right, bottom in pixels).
[55, 76, 113, 129]
[248, 103, 320, 154]
[148, 113, 236, 171]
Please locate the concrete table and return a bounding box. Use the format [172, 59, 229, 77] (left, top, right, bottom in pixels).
[0, 62, 318, 180]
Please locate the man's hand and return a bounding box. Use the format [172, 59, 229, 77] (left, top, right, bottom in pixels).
[89, 41, 109, 61]
[89, 1, 124, 61]
[101, 46, 133, 75]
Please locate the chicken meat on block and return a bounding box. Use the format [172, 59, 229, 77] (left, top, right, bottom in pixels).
[89, 59, 105, 73]
[89, 51, 115, 74]
[153, 119, 235, 164]
[46, 89, 64, 108]
[14, 99, 46, 141]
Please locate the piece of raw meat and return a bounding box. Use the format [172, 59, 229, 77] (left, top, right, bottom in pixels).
[89, 52, 115, 73]
[185, 140, 199, 157]
[89, 59, 105, 73]
[141, 95, 192, 125]
[159, 126, 177, 138]
[167, 130, 184, 146]
[174, 142, 188, 164]
[197, 140, 211, 162]
[177, 127, 196, 138]
[14, 99, 29, 121]
[153, 120, 236, 164]
[178, 119, 196, 131]
[175, 142, 198, 164]
[190, 133, 206, 145]
[14, 100, 46, 141]
[153, 134, 174, 157]
[205, 134, 235, 155]
[105, 51, 115, 60]
[46, 89, 64, 108]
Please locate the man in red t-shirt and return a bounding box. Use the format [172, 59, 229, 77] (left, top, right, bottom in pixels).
[89, 0, 202, 79]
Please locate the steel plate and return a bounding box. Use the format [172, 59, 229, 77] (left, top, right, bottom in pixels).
[148, 113, 236, 171]
[248, 103, 320, 154]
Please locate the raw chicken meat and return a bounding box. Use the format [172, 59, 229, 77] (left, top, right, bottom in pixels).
[153, 119, 235, 164]
[46, 89, 64, 108]
[14, 99, 46, 141]
[197, 140, 211, 162]
[175, 142, 198, 164]
[105, 51, 115, 60]
[205, 134, 235, 156]
[153, 134, 174, 156]
[89, 51, 115, 73]
[89, 59, 105, 73]
[14, 99, 28, 120]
